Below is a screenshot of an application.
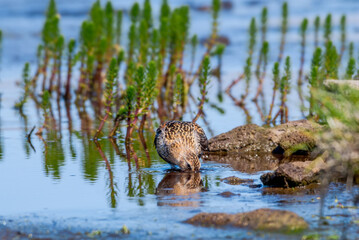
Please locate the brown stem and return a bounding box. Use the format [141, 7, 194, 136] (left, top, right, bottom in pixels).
[56, 57, 62, 100]
[238, 81, 250, 106]
[124, 143, 132, 171]
[240, 104, 252, 124]
[281, 91, 288, 123]
[298, 35, 306, 86]
[36, 126, 44, 136]
[94, 140, 117, 208]
[48, 60, 57, 93]
[64, 54, 72, 100]
[226, 88, 242, 106]
[216, 56, 223, 100]
[192, 108, 202, 123]
[31, 68, 41, 91]
[284, 103, 289, 123]
[252, 79, 264, 102]
[201, 111, 214, 137]
[192, 78, 208, 123]
[76, 59, 86, 100]
[65, 99, 72, 133]
[255, 51, 263, 81]
[267, 89, 277, 124]
[225, 73, 244, 94]
[94, 93, 113, 140]
[56, 98, 62, 138]
[109, 114, 122, 138]
[41, 51, 49, 92]
[125, 141, 139, 170]
[139, 113, 151, 163]
[253, 57, 268, 102]
[277, 34, 286, 64]
[125, 118, 136, 144]
[254, 100, 265, 121]
[94, 111, 109, 140]
[272, 108, 282, 125]
[37, 134, 47, 151]
[125, 108, 142, 144]
[76, 102, 92, 137]
[27, 126, 36, 152]
[109, 138, 126, 158]
[93, 60, 104, 98]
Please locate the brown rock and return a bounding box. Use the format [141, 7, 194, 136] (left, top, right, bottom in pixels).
[208, 120, 320, 156]
[217, 191, 240, 198]
[208, 124, 274, 153]
[185, 208, 308, 232]
[260, 158, 327, 187]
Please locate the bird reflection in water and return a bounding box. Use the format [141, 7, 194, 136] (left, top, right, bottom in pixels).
[156, 172, 206, 207]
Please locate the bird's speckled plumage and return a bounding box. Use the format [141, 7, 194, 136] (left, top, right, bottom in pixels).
[154, 121, 208, 171]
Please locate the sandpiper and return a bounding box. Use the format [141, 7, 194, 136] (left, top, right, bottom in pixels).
[154, 121, 208, 171]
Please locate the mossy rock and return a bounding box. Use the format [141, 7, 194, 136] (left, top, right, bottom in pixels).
[260, 158, 327, 187]
[273, 120, 318, 156]
[185, 208, 308, 232]
[208, 120, 321, 157]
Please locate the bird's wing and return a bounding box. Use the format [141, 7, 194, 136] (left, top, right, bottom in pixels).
[154, 128, 161, 147]
[194, 125, 209, 152]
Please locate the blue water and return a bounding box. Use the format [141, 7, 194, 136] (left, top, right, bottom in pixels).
[0, 0, 359, 239]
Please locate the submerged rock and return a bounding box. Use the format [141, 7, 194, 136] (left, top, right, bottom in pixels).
[260, 158, 326, 187]
[220, 176, 254, 185]
[208, 120, 320, 157]
[261, 183, 320, 195]
[217, 191, 240, 198]
[185, 208, 308, 232]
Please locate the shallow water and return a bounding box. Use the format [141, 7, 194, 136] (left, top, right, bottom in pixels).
[1, 0, 359, 239]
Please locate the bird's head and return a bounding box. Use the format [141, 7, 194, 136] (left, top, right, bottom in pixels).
[179, 152, 201, 172]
